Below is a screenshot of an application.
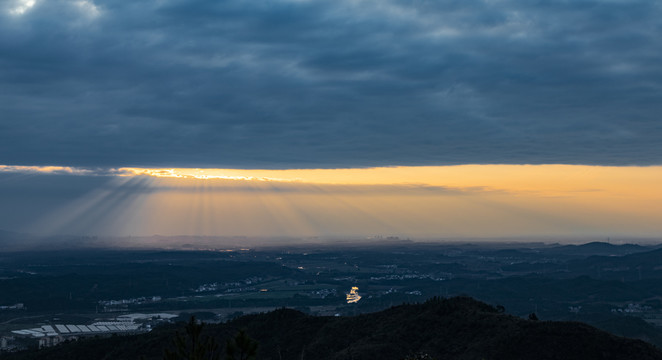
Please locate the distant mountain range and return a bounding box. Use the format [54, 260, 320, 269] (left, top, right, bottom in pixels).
[4, 297, 661, 360]
[547, 241, 656, 257]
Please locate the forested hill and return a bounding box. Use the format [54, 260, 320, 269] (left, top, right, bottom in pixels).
[4, 297, 662, 360]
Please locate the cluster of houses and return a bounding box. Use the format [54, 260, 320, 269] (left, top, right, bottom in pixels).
[0, 303, 24, 310]
[98, 296, 162, 312]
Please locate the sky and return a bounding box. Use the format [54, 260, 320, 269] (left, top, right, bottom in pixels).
[1, 0, 662, 241]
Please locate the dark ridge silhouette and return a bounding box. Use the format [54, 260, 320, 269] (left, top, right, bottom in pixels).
[3, 297, 661, 360]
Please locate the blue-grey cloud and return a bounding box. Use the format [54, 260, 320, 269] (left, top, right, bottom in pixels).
[2, 0, 662, 168]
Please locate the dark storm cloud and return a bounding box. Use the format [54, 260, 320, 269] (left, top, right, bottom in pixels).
[2, 0, 662, 168]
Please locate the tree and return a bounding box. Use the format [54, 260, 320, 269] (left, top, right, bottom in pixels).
[225, 329, 258, 360]
[164, 316, 220, 360]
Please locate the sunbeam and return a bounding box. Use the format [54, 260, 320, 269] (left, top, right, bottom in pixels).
[2, 164, 661, 240]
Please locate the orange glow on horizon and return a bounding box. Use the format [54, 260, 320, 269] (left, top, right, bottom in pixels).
[5, 163, 662, 200]
[7, 164, 662, 238]
[118, 165, 662, 199]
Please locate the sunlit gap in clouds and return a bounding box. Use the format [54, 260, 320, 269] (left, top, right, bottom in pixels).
[6, 0, 100, 18]
[4, 164, 662, 239]
[8, 0, 36, 15]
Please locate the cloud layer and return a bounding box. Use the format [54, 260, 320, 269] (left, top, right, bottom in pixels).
[2, 0, 662, 168]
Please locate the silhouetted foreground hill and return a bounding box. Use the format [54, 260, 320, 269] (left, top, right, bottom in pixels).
[3, 297, 662, 360]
